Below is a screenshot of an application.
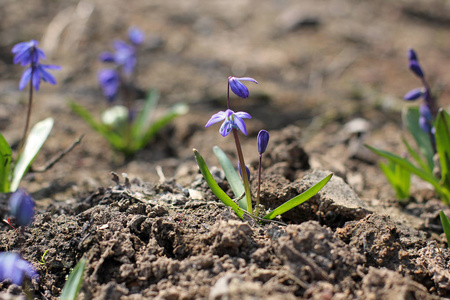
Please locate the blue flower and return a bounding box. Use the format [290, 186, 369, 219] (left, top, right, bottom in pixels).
[205, 109, 251, 136]
[98, 69, 120, 101]
[99, 40, 136, 76]
[12, 40, 46, 66]
[409, 60, 424, 78]
[228, 76, 258, 99]
[407, 49, 418, 62]
[0, 252, 38, 285]
[9, 189, 35, 227]
[128, 27, 145, 45]
[257, 130, 270, 154]
[404, 88, 424, 101]
[19, 64, 61, 91]
[238, 161, 251, 181]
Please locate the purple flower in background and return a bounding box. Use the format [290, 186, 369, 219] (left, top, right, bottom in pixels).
[409, 60, 424, 78]
[12, 40, 45, 66]
[98, 69, 120, 101]
[12, 40, 61, 91]
[0, 252, 38, 285]
[19, 64, 61, 91]
[257, 130, 270, 154]
[404, 88, 424, 101]
[408, 49, 418, 62]
[99, 40, 137, 76]
[128, 27, 145, 45]
[205, 109, 251, 137]
[228, 76, 258, 99]
[238, 161, 251, 181]
[9, 189, 35, 227]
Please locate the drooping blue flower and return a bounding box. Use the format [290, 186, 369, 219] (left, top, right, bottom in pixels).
[9, 189, 35, 227]
[19, 64, 61, 91]
[99, 40, 137, 76]
[12, 40, 46, 66]
[205, 109, 251, 136]
[257, 130, 270, 154]
[228, 76, 258, 99]
[409, 60, 424, 78]
[128, 27, 145, 45]
[0, 252, 38, 286]
[404, 88, 424, 101]
[98, 69, 121, 101]
[238, 161, 251, 181]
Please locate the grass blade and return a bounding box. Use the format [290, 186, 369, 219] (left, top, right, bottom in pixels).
[439, 211, 450, 247]
[263, 173, 333, 220]
[133, 89, 159, 139]
[11, 118, 53, 191]
[0, 133, 12, 192]
[194, 149, 244, 218]
[435, 109, 450, 188]
[60, 258, 86, 300]
[212, 146, 246, 209]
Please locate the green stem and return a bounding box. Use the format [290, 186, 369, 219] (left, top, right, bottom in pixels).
[19, 68, 34, 155]
[232, 128, 252, 214]
[256, 154, 262, 216]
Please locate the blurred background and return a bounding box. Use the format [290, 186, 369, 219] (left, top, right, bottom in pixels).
[1, 0, 450, 198]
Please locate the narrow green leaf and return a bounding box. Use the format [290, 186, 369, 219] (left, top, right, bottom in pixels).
[133, 89, 159, 139]
[11, 118, 53, 192]
[379, 161, 410, 200]
[402, 136, 431, 174]
[137, 103, 188, 150]
[403, 106, 434, 170]
[60, 258, 86, 300]
[435, 109, 450, 188]
[439, 211, 450, 247]
[212, 146, 246, 209]
[263, 173, 333, 220]
[194, 149, 244, 218]
[69, 101, 125, 150]
[0, 133, 12, 192]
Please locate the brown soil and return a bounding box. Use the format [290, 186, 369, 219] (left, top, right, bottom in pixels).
[2, 0, 450, 299]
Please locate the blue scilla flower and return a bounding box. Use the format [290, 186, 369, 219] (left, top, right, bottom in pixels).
[0, 252, 38, 285]
[9, 189, 35, 227]
[238, 161, 251, 181]
[98, 69, 120, 101]
[128, 27, 145, 45]
[205, 109, 251, 137]
[99, 40, 137, 76]
[404, 88, 424, 101]
[228, 76, 258, 99]
[257, 130, 270, 154]
[19, 64, 61, 91]
[12, 40, 45, 66]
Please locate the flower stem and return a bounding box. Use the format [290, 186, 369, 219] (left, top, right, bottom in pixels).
[256, 154, 262, 216]
[18, 68, 34, 154]
[232, 128, 252, 214]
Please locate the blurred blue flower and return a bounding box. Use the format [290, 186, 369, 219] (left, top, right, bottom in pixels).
[128, 27, 145, 45]
[404, 88, 424, 101]
[12, 40, 45, 66]
[407, 49, 418, 62]
[205, 109, 251, 136]
[19, 64, 61, 91]
[228, 76, 258, 99]
[238, 161, 251, 181]
[9, 189, 35, 227]
[409, 60, 424, 78]
[0, 252, 38, 286]
[98, 69, 120, 101]
[257, 130, 269, 154]
[99, 40, 136, 76]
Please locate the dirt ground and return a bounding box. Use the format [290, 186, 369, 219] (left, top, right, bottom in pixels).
[2, 0, 450, 299]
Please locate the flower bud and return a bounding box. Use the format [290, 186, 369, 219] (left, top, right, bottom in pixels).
[228, 76, 258, 99]
[257, 130, 270, 154]
[409, 60, 424, 78]
[419, 116, 431, 134]
[419, 104, 432, 122]
[408, 49, 418, 62]
[403, 88, 423, 101]
[128, 27, 145, 45]
[238, 161, 251, 181]
[9, 189, 35, 227]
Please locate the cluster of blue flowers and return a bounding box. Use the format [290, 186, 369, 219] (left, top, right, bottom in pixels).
[403, 49, 437, 137]
[98, 27, 145, 101]
[12, 40, 61, 91]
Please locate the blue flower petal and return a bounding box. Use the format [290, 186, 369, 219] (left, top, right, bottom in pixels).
[205, 110, 228, 127]
[18, 68, 32, 90]
[233, 115, 248, 135]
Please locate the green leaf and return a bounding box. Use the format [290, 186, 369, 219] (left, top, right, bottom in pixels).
[379, 161, 410, 200]
[0, 132, 12, 192]
[403, 106, 434, 170]
[212, 146, 246, 210]
[10, 118, 53, 192]
[137, 103, 188, 150]
[194, 149, 244, 218]
[402, 136, 431, 174]
[435, 109, 450, 188]
[365, 144, 450, 203]
[263, 173, 333, 220]
[440, 211, 450, 248]
[133, 89, 159, 139]
[60, 258, 86, 300]
[69, 101, 125, 150]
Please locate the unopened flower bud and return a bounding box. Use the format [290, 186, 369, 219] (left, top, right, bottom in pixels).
[257, 130, 270, 154]
[9, 189, 35, 227]
[404, 88, 423, 101]
[409, 60, 424, 78]
[238, 161, 251, 181]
